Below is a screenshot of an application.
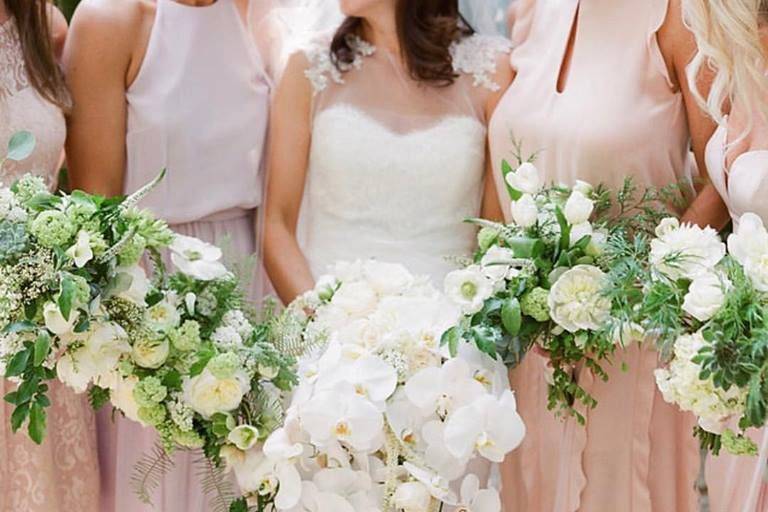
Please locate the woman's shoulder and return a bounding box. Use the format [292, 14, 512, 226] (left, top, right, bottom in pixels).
[298, 34, 374, 95]
[69, 0, 150, 40]
[451, 33, 513, 92]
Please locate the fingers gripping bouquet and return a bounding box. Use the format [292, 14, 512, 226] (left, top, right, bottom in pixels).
[443, 156, 676, 423]
[224, 260, 525, 512]
[646, 213, 768, 455]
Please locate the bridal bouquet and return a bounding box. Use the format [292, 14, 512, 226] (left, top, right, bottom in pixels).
[644, 214, 768, 455]
[443, 159, 675, 422]
[224, 260, 525, 512]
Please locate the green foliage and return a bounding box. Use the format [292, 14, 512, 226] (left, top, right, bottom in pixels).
[130, 443, 176, 505]
[0, 220, 29, 263]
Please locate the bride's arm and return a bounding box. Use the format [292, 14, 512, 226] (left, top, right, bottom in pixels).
[264, 52, 316, 304]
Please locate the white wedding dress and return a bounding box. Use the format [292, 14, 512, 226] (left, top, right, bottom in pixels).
[298, 33, 511, 285]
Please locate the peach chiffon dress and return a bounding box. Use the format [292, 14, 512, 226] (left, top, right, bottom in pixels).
[0, 16, 100, 512]
[97, 1, 270, 510]
[488, 1, 700, 510]
[704, 119, 768, 512]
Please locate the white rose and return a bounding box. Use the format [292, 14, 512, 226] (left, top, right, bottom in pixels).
[480, 246, 516, 284]
[510, 194, 538, 228]
[548, 265, 611, 333]
[727, 213, 768, 265]
[170, 235, 228, 281]
[331, 281, 378, 317]
[110, 374, 145, 425]
[572, 180, 593, 196]
[362, 260, 415, 295]
[228, 424, 260, 451]
[183, 368, 250, 418]
[444, 266, 494, 315]
[145, 299, 180, 333]
[394, 481, 432, 512]
[682, 272, 730, 322]
[650, 221, 725, 280]
[66, 230, 94, 268]
[43, 301, 79, 336]
[117, 265, 151, 306]
[505, 162, 543, 195]
[569, 222, 593, 247]
[132, 337, 170, 369]
[564, 191, 594, 225]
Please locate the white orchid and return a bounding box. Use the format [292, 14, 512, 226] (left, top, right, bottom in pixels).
[455, 474, 502, 512]
[405, 358, 486, 419]
[170, 234, 228, 281]
[221, 446, 302, 509]
[316, 355, 398, 409]
[394, 481, 432, 512]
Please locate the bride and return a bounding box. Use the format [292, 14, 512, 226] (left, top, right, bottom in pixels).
[263, 0, 512, 302]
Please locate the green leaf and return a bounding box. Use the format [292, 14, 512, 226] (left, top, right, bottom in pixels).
[58, 274, 76, 322]
[28, 402, 46, 444]
[10, 403, 30, 432]
[501, 298, 522, 335]
[554, 206, 571, 250]
[88, 386, 110, 410]
[507, 236, 543, 259]
[441, 326, 461, 358]
[3, 391, 19, 405]
[6, 131, 36, 161]
[33, 332, 51, 367]
[2, 321, 36, 334]
[5, 348, 31, 377]
[35, 394, 51, 408]
[162, 369, 182, 390]
[15, 376, 39, 404]
[501, 160, 523, 201]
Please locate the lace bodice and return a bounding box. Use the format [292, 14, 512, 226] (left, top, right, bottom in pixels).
[298, 33, 511, 283]
[0, 18, 64, 186]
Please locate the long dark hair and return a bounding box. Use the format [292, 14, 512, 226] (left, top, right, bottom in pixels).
[330, 0, 473, 86]
[4, 0, 69, 107]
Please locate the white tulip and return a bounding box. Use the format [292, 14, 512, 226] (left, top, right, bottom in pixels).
[170, 235, 228, 281]
[727, 213, 768, 265]
[572, 180, 593, 196]
[109, 374, 145, 425]
[682, 272, 729, 322]
[66, 230, 94, 268]
[569, 222, 593, 247]
[510, 194, 538, 228]
[505, 162, 542, 195]
[564, 191, 594, 225]
[228, 425, 260, 451]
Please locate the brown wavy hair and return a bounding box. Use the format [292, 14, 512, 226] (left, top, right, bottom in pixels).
[5, 0, 68, 108]
[331, 0, 473, 86]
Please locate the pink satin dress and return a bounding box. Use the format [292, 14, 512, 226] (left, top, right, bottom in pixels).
[488, 1, 700, 510]
[97, 1, 271, 510]
[704, 119, 768, 512]
[0, 16, 100, 512]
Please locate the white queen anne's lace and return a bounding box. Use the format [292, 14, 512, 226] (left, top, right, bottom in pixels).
[450, 34, 512, 92]
[304, 35, 376, 94]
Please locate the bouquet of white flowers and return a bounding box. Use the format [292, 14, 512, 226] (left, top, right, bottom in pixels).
[224, 260, 525, 512]
[0, 132, 297, 508]
[644, 214, 768, 455]
[443, 157, 678, 423]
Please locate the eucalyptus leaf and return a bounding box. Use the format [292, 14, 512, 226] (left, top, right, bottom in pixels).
[6, 131, 36, 162]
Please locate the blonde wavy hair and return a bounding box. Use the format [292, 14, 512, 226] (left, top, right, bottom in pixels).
[684, 0, 768, 127]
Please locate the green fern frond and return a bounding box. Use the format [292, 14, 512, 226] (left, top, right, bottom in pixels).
[194, 455, 238, 512]
[130, 443, 175, 505]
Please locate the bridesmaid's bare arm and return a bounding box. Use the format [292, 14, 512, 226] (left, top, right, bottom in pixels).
[49, 5, 68, 60]
[264, 52, 316, 304]
[658, 0, 730, 229]
[63, 0, 144, 196]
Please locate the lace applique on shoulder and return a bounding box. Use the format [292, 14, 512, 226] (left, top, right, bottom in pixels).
[304, 36, 376, 95]
[450, 34, 512, 92]
[0, 19, 30, 100]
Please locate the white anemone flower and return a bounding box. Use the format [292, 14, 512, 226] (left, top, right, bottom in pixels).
[405, 358, 486, 419]
[455, 474, 502, 512]
[169, 234, 228, 281]
[444, 390, 526, 462]
[444, 266, 494, 315]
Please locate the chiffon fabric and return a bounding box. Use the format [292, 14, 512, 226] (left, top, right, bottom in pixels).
[0, 16, 101, 512]
[488, 1, 699, 510]
[704, 119, 768, 512]
[97, 1, 271, 510]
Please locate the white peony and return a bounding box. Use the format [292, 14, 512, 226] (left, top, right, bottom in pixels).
[56, 322, 130, 393]
[564, 191, 594, 225]
[682, 272, 730, 322]
[66, 230, 94, 268]
[548, 265, 611, 333]
[510, 194, 538, 228]
[132, 336, 170, 369]
[170, 235, 228, 281]
[650, 219, 725, 280]
[145, 299, 181, 334]
[331, 281, 378, 318]
[362, 260, 414, 295]
[394, 481, 432, 512]
[183, 369, 250, 418]
[116, 265, 151, 306]
[505, 162, 543, 195]
[43, 301, 79, 336]
[444, 266, 494, 315]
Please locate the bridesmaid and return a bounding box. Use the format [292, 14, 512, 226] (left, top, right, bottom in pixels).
[0, 1, 101, 511]
[488, 0, 729, 510]
[684, 0, 768, 510]
[63, 0, 271, 510]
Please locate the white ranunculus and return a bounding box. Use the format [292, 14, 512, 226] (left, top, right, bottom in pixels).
[548, 265, 611, 333]
[510, 194, 538, 228]
[444, 390, 525, 463]
[362, 260, 414, 295]
[505, 162, 542, 195]
[444, 266, 494, 315]
[331, 281, 378, 318]
[727, 213, 768, 265]
[228, 424, 260, 451]
[682, 272, 730, 322]
[66, 230, 94, 268]
[117, 265, 151, 305]
[183, 368, 251, 418]
[480, 246, 516, 284]
[145, 299, 180, 334]
[564, 191, 594, 225]
[650, 221, 725, 280]
[56, 322, 130, 392]
[569, 222, 593, 247]
[170, 234, 228, 281]
[456, 474, 502, 512]
[132, 337, 170, 369]
[394, 481, 432, 512]
[43, 301, 79, 336]
[109, 374, 144, 425]
[572, 180, 593, 196]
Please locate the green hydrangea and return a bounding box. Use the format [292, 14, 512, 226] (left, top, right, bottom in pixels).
[12, 175, 48, 204]
[66, 201, 98, 228]
[117, 359, 135, 377]
[169, 320, 201, 352]
[138, 404, 167, 426]
[30, 210, 76, 248]
[722, 429, 758, 456]
[68, 274, 91, 308]
[173, 427, 204, 449]
[520, 287, 551, 322]
[134, 376, 168, 408]
[86, 230, 109, 256]
[207, 352, 241, 380]
[117, 234, 147, 267]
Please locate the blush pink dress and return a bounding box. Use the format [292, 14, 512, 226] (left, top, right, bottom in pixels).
[97, 1, 271, 510]
[0, 16, 100, 512]
[704, 119, 768, 512]
[488, 1, 700, 510]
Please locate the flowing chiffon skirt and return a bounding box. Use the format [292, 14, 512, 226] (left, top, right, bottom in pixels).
[707, 428, 768, 512]
[98, 211, 257, 512]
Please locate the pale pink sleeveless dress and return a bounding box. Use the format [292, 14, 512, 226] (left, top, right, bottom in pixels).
[97, 1, 270, 510]
[704, 120, 768, 512]
[488, 1, 700, 510]
[0, 16, 100, 512]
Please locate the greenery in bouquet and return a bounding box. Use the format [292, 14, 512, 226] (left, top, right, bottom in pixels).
[442, 150, 682, 423]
